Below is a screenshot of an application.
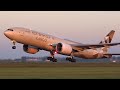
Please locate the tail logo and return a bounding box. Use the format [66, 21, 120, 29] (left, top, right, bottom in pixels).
[100, 30, 115, 44]
[104, 36, 110, 43]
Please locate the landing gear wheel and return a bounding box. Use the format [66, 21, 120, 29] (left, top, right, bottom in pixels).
[47, 57, 52, 60]
[53, 59, 57, 62]
[12, 46, 16, 49]
[71, 59, 76, 62]
[47, 57, 57, 62]
[66, 57, 70, 61]
[66, 57, 76, 62]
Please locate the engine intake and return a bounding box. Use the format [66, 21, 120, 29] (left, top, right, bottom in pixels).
[56, 43, 72, 55]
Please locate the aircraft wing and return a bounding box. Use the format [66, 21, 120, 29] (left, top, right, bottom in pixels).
[49, 42, 120, 52]
[70, 42, 120, 50]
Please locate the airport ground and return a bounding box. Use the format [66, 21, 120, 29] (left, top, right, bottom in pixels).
[0, 62, 120, 79]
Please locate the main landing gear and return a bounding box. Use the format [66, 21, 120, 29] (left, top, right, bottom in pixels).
[12, 40, 16, 49]
[66, 57, 76, 62]
[47, 57, 57, 62]
[47, 51, 76, 62]
[47, 51, 57, 62]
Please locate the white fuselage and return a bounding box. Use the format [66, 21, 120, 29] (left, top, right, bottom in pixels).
[4, 27, 104, 59]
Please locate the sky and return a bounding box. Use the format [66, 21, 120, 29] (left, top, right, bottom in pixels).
[0, 11, 120, 59]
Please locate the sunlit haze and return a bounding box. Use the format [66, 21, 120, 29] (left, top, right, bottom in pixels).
[1, 11, 120, 59]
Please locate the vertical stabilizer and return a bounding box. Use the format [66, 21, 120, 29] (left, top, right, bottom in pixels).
[99, 30, 115, 53]
[100, 30, 115, 44]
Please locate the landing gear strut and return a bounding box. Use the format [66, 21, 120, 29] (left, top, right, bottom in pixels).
[12, 40, 16, 49]
[47, 51, 57, 62]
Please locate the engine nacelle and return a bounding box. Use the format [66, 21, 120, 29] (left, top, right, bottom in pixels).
[56, 43, 72, 55]
[23, 45, 39, 54]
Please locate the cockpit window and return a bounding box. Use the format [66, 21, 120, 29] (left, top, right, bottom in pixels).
[7, 29, 13, 31]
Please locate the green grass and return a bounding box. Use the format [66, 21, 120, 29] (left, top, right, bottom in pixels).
[0, 62, 120, 79]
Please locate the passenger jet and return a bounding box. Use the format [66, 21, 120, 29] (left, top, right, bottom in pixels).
[4, 27, 120, 62]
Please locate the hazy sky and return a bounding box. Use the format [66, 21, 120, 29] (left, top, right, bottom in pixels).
[1, 11, 120, 59]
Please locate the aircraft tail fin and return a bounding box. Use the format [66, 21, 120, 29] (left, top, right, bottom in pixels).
[99, 30, 115, 53]
[99, 30, 115, 44]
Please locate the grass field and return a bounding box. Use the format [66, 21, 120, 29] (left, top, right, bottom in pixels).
[0, 62, 120, 79]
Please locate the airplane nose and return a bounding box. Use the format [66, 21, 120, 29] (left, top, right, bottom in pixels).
[4, 31, 9, 37]
[4, 30, 12, 38]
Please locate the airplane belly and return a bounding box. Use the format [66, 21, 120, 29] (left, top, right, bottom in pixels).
[73, 49, 99, 59]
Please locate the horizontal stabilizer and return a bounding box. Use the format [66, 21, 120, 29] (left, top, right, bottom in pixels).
[104, 54, 120, 55]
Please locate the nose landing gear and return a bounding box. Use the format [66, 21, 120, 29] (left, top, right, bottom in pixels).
[11, 40, 16, 49]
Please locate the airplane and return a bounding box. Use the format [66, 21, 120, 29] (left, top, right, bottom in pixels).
[4, 27, 120, 62]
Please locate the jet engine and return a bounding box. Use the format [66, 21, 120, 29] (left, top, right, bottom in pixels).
[23, 45, 39, 54]
[56, 43, 72, 55]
